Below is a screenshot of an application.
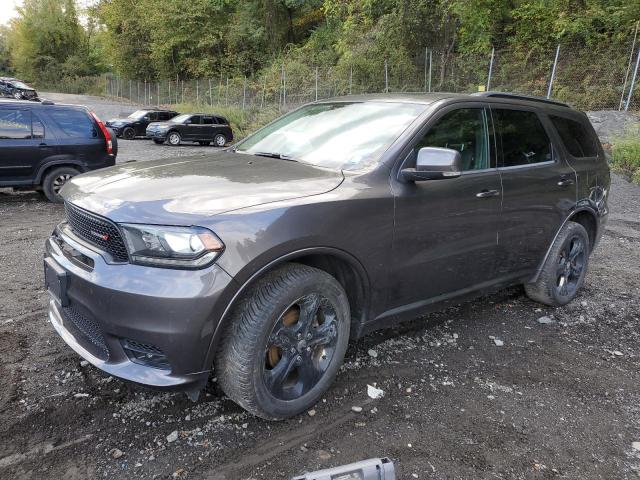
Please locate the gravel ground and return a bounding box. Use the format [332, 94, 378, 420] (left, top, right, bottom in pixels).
[1, 94, 640, 479]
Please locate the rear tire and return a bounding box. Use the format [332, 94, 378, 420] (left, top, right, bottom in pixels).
[167, 131, 181, 146]
[216, 263, 350, 420]
[525, 221, 590, 306]
[122, 127, 135, 140]
[214, 134, 227, 147]
[42, 166, 79, 203]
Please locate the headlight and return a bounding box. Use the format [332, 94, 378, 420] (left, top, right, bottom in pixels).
[120, 224, 224, 268]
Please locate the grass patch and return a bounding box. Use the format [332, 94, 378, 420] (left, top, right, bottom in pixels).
[165, 103, 282, 141]
[611, 127, 640, 184]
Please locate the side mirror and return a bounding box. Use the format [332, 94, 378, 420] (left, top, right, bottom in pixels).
[401, 147, 462, 182]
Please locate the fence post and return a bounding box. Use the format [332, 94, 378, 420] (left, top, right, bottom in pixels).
[424, 47, 428, 92]
[625, 47, 640, 111]
[261, 76, 266, 109]
[547, 44, 560, 99]
[196, 80, 200, 106]
[157, 82, 160, 106]
[349, 65, 353, 95]
[384, 60, 388, 93]
[225, 77, 229, 106]
[428, 50, 433, 93]
[487, 47, 495, 91]
[315, 66, 319, 101]
[620, 21, 640, 110]
[209, 79, 212, 107]
[243, 76, 247, 109]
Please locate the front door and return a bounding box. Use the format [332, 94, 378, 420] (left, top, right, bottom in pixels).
[491, 106, 577, 277]
[183, 115, 201, 140]
[0, 108, 49, 181]
[389, 105, 502, 313]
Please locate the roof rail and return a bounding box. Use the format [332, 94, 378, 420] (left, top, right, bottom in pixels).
[472, 91, 570, 108]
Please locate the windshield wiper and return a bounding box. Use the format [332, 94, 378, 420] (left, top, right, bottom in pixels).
[251, 151, 299, 162]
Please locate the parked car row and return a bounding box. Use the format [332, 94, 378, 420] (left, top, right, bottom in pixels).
[0, 77, 40, 101]
[105, 108, 233, 146]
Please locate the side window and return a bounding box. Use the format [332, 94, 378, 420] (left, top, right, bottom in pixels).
[415, 108, 490, 171]
[550, 115, 597, 158]
[217, 117, 228, 125]
[0, 109, 32, 139]
[201, 116, 214, 125]
[188, 116, 200, 124]
[494, 109, 552, 167]
[32, 113, 45, 139]
[48, 109, 97, 138]
[146, 112, 157, 121]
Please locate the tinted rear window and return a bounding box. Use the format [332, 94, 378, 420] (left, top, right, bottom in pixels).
[48, 109, 97, 138]
[550, 115, 597, 157]
[494, 109, 552, 167]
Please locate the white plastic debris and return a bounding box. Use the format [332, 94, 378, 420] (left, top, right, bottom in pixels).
[367, 384, 385, 399]
[166, 431, 179, 443]
[493, 339, 504, 347]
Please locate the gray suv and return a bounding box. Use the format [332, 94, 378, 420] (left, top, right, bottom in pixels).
[44, 93, 610, 419]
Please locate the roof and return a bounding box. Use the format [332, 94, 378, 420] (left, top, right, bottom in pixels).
[318, 91, 574, 110]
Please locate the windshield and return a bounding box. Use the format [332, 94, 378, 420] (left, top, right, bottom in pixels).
[236, 102, 426, 170]
[127, 110, 149, 120]
[11, 81, 31, 89]
[170, 114, 191, 123]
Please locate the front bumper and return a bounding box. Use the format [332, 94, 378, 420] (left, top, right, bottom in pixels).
[45, 223, 235, 390]
[146, 129, 168, 140]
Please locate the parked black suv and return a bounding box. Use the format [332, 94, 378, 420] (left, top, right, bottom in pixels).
[46, 93, 609, 419]
[105, 108, 178, 139]
[146, 113, 233, 146]
[0, 99, 116, 202]
[0, 77, 40, 101]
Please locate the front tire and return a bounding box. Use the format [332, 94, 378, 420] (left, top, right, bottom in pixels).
[42, 166, 79, 203]
[525, 221, 590, 306]
[122, 127, 135, 140]
[167, 131, 181, 146]
[216, 263, 350, 420]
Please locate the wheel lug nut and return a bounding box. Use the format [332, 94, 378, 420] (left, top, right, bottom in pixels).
[306, 347, 311, 352]
[290, 347, 296, 353]
[297, 333, 302, 339]
[296, 355, 302, 364]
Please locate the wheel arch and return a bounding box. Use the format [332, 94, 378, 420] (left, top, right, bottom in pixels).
[529, 206, 598, 284]
[204, 247, 371, 372]
[35, 160, 85, 184]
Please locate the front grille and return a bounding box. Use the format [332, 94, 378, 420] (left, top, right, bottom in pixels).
[62, 305, 109, 360]
[65, 203, 129, 262]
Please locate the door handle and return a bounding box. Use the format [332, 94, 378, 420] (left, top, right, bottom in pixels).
[476, 189, 500, 198]
[38, 143, 49, 148]
[557, 177, 574, 187]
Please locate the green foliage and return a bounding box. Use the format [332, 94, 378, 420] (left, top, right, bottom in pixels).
[611, 127, 640, 184]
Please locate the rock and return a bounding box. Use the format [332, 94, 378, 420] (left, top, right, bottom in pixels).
[307, 409, 316, 417]
[172, 468, 186, 478]
[367, 384, 385, 399]
[632, 441, 640, 451]
[493, 339, 504, 347]
[367, 349, 378, 358]
[242, 423, 248, 429]
[613, 350, 624, 356]
[317, 449, 332, 461]
[166, 430, 179, 443]
[74, 393, 89, 398]
[581, 301, 588, 307]
[351, 406, 363, 413]
[110, 448, 124, 459]
[537, 316, 555, 324]
[185, 415, 191, 421]
[79, 360, 89, 367]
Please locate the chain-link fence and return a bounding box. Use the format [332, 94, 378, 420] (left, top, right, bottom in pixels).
[95, 34, 640, 113]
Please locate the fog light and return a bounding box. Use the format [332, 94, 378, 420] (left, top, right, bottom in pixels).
[121, 339, 170, 370]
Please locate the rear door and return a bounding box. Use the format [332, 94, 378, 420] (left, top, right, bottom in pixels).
[0, 107, 49, 182]
[547, 113, 606, 201]
[200, 116, 215, 140]
[492, 105, 577, 277]
[45, 107, 106, 167]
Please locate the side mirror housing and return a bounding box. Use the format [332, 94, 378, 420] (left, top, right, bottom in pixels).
[401, 147, 462, 182]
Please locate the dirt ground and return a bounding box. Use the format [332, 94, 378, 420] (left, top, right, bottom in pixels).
[1, 94, 639, 480]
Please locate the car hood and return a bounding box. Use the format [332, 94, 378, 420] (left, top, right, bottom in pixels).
[107, 118, 132, 124]
[61, 152, 344, 224]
